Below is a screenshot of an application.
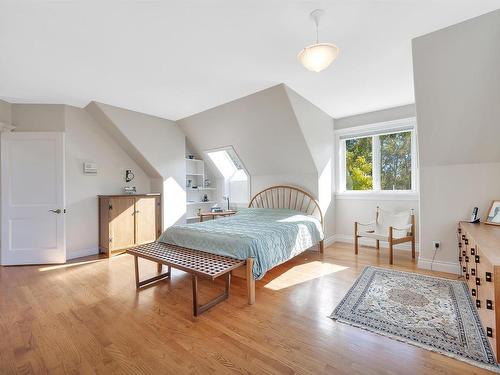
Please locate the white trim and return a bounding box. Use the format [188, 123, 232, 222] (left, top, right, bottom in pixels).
[335, 191, 419, 201]
[324, 235, 336, 247]
[335, 117, 416, 138]
[332, 234, 419, 252]
[418, 257, 460, 275]
[0, 122, 15, 132]
[67, 247, 99, 260]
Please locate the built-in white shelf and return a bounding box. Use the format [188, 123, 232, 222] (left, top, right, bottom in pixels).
[187, 201, 217, 205]
[186, 173, 204, 176]
[185, 157, 218, 221]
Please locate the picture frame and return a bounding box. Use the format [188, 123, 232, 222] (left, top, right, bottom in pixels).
[485, 200, 500, 226]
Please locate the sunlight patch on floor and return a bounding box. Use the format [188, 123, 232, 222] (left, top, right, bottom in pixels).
[38, 259, 102, 272]
[263, 261, 349, 290]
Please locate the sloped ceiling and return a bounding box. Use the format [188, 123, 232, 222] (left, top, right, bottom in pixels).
[178, 84, 318, 178]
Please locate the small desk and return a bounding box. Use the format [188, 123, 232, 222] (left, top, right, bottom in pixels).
[198, 210, 236, 222]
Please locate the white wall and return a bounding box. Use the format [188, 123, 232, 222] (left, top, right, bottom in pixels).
[88, 102, 186, 228]
[178, 84, 318, 193]
[5, 103, 151, 260]
[413, 9, 500, 273]
[333, 105, 419, 249]
[64, 106, 150, 259]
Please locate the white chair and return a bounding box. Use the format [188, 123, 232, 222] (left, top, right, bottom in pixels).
[354, 207, 415, 265]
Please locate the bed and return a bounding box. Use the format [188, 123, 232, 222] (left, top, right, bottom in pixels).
[158, 185, 324, 304]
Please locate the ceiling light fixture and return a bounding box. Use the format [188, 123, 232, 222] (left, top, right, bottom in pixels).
[297, 9, 339, 72]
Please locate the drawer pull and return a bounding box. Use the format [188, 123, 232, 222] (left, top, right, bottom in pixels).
[462, 250, 466, 256]
[466, 273, 470, 280]
[458, 228, 462, 234]
[462, 235, 466, 240]
[476, 300, 481, 308]
[476, 277, 481, 286]
[465, 239, 469, 245]
[462, 266, 466, 273]
[487, 327, 493, 338]
[487, 300, 493, 310]
[459, 256, 462, 262]
[475, 255, 480, 263]
[471, 268, 476, 276]
[486, 272, 492, 282]
[465, 256, 469, 263]
[459, 242, 462, 248]
[472, 288, 477, 297]
[471, 248, 475, 255]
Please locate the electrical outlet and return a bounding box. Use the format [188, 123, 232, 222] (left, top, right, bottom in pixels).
[433, 241, 441, 250]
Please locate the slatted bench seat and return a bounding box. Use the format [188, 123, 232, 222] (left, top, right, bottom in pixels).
[127, 242, 246, 316]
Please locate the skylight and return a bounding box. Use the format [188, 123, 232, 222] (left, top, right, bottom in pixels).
[206, 146, 249, 205]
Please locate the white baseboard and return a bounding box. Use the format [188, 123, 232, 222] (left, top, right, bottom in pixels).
[331, 234, 419, 252]
[418, 257, 460, 274]
[67, 247, 99, 260]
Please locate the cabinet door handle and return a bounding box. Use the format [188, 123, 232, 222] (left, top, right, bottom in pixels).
[49, 209, 62, 214]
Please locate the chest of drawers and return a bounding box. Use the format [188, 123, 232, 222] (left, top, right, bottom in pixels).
[458, 222, 500, 357]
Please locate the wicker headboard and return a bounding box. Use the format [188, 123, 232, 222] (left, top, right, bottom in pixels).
[248, 185, 323, 226]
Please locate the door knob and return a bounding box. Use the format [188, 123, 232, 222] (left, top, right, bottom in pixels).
[49, 209, 62, 214]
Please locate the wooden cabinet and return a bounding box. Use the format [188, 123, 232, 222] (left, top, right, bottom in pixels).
[99, 194, 161, 257]
[458, 222, 500, 358]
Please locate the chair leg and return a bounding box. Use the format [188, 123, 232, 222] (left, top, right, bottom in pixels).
[411, 237, 416, 260]
[354, 222, 359, 255]
[388, 227, 394, 265]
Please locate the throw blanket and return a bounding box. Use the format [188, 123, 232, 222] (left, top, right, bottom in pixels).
[158, 208, 324, 279]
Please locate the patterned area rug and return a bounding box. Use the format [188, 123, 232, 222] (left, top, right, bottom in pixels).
[330, 266, 500, 373]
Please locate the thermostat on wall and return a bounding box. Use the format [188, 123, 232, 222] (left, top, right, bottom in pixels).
[83, 162, 98, 174]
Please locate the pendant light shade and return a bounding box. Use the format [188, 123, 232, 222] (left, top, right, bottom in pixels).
[298, 9, 339, 72]
[297, 43, 339, 72]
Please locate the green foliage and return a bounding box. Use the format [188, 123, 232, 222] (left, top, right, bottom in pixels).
[346, 137, 373, 190]
[380, 132, 411, 190]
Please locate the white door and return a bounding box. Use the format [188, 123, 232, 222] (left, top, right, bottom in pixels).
[1, 132, 66, 265]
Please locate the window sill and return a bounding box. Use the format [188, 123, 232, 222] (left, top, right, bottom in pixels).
[335, 191, 419, 201]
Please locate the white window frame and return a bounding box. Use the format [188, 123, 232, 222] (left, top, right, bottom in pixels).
[204, 145, 251, 205]
[335, 117, 419, 200]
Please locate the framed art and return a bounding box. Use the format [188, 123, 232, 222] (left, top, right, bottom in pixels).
[485, 200, 500, 226]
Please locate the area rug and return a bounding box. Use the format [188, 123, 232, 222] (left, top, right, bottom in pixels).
[330, 266, 500, 372]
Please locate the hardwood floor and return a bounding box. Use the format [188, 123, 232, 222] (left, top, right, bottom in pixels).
[0, 243, 492, 374]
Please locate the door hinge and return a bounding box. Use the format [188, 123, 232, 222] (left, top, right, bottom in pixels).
[109, 204, 113, 210]
[109, 237, 112, 243]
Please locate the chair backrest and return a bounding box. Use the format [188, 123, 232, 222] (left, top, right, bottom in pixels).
[376, 207, 414, 238]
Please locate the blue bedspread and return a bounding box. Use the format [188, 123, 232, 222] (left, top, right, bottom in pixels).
[158, 208, 324, 279]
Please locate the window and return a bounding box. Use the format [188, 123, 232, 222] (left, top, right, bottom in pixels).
[206, 146, 249, 204]
[338, 118, 417, 193]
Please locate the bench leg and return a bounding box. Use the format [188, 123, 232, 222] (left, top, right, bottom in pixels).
[134, 256, 171, 289]
[192, 273, 230, 317]
[246, 258, 255, 305]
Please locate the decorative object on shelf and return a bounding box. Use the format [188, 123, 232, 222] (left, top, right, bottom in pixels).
[202, 194, 209, 202]
[211, 205, 223, 213]
[125, 169, 135, 182]
[470, 206, 480, 223]
[197, 208, 201, 216]
[192, 185, 198, 189]
[298, 9, 339, 72]
[223, 196, 230, 211]
[187, 154, 195, 159]
[485, 200, 500, 226]
[204, 178, 211, 187]
[124, 186, 136, 195]
[186, 179, 192, 188]
[330, 266, 500, 372]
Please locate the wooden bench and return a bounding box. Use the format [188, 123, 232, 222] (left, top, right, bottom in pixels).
[127, 242, 248, 316]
